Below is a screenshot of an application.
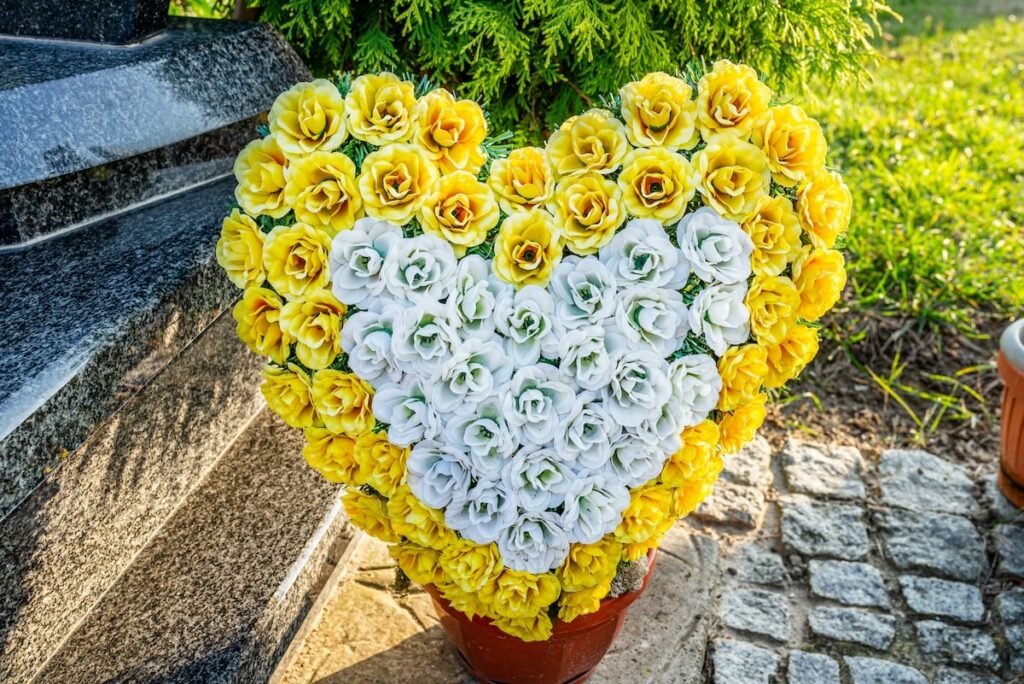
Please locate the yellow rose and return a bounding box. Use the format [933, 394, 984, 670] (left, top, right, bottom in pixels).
[261, 362, 315, 428]
[420, 170, 500, 255]
[696, 60, 772, 141]
[619, 72, 699, 150]
[493, 210, 563, 287]
[233, 136, 289, 218]
[622, 535, 664, 562]
[233, 287, 291, 363]
[672, 476, 720, 519]
[546, 109, 629, 177]
[481, 569, 561, 619]
[797, 169, 852, 249]
[791, 246, 847, 320]
[490, 613, 554, 642]
[302, 427, 362, 484]
[353, 431, 407, 497]
[269, 79, 348, 157]
[557, 540, 622, 593]
[742, 196, 803, 277]
[558, 576, 613, 623]
[310, 370, 374, 435]
[440, 540, 504, 593]
[217, 209, 265, 288]
[617, 147, 697, 224]
[660, 420, 722, 487]
[345, 72, 416, 145]
[717, 343, 769, 411]
[357, 143, 440, 225]
[387, 484, 455, 550]
[718, 393, 768, 454]
[438, 581, 494, 621]
[764, 324, 819, 389]
[614, 485, 675, 545]
[752, 105, 827, 187]
[413, 88, 487, 174]
[551, 173, 625, 255]
[342, 488, 399, 543]
[694, 133, 771, 222]
[262, 222, 332, 299]
[283, 151, 362, 235]
[279, 290, 347, 370]
[390, 541, 444, 586]
[488, 146, 555, 214]
[745, 275, 801, 345]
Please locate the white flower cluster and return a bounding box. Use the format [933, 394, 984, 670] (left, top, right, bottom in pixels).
[330, 211, 752, 573]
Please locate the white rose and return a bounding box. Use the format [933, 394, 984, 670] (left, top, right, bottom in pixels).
[613, 286, 690, 356]
[502, 445, 574, 513]
[498, 510, 571, 573]
[676, 207, 753, 284]
[502, 364, 575, 445]
[555, 392, 620, 470]
[329, 217, 403, 306]
[340, 301, 404, 388]
[602, 343, 673, 427]
[406, 440, 473, 509]
[371, 376, 443, 446]
[493, 285, 562, 366]
[448, 255, 512, 339]
[598, 218, 689, 288]
[445, 478, 518, 545]
[603, 433, 668, 488]
[688, 281, 750, 355]
[635, 400, 686, 453]
[558, 325, 614, 391]
[391, 302, 461, 375]
[381, 232, 457, 303]
[668, 354, 723, 427]
[431, 338, 511, 414]
[561, 474, 631, 544]
[445, 396, 519, 478]
[549, 256, 618, 329]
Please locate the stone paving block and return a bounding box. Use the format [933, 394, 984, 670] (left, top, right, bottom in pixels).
[984, 474, 1023, 524]
[898, 575, 984, 622]
[719, 588, 791, 641]
[915, 620, 1000, 670]
[808, 607, 895, 650]
[844, 657, 928, 684]
[786, 651, 839, 684]
[721, 436, 773, 488]
[877, 449, 981, 516]
[994, 524, 1024, 577]
[934, 668, 1002, 684]
[809, 560, 889, 608]
[783, 440, 865, 500]
[712, 640, 779, 684]
[874, 508, 985, 580]
[695, 480, 768, 529]
[723, 542, 786, 586]
[995, 589, 1024, 673]
[781, 495, 869, 560]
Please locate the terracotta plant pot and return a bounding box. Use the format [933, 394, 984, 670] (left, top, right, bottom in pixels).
[998, 319, 1024, 508]
[425, 550, 658, 684]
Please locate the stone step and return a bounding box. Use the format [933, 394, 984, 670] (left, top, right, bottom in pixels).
[30, 409, 352, 683]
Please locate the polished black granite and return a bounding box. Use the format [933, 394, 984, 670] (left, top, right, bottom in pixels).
[0, 18, 308, 194]
[0, 0, 167, 43]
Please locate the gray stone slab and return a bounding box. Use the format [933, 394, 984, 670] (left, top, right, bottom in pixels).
[724, 543, 787, 586]
[934, 668, 1002, 684]
[845, 657, 927, 684]
[712, 640, 779, 684]
[720, 589, 791, 641]
[877, 449, 981, 516]
[783, 440, 865, 500]
[809, 560, 889, 608]
[787, 651, 839, 684]
[874, 508, 986, 580]
[994, 524, 1024, 577]
[721, 436, 773, 488]
[695, 480, 768, 529]
[984, 474, 1024, 524]
[995, 590, 1024, 673]
[808, 607, 895, 650]
[781, 495, 869, 560]
[899, 576, 984, 622]
[915, 620, 1000, 670]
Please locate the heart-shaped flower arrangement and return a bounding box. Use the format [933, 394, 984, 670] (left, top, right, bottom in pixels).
[216, 66, 850, 641]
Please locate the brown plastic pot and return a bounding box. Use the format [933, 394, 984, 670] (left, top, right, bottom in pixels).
[424, 550, 657, 684]
[998, 319, 1024, 508]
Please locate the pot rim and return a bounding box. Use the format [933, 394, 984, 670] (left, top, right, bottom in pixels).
[1002, 319, 1024, 373]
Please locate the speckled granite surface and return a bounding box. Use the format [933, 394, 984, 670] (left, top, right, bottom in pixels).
[28, 410, 349, 684]
[0, 0, 167, 43]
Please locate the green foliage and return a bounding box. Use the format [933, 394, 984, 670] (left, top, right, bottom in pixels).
[242, 0, 894, 140]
